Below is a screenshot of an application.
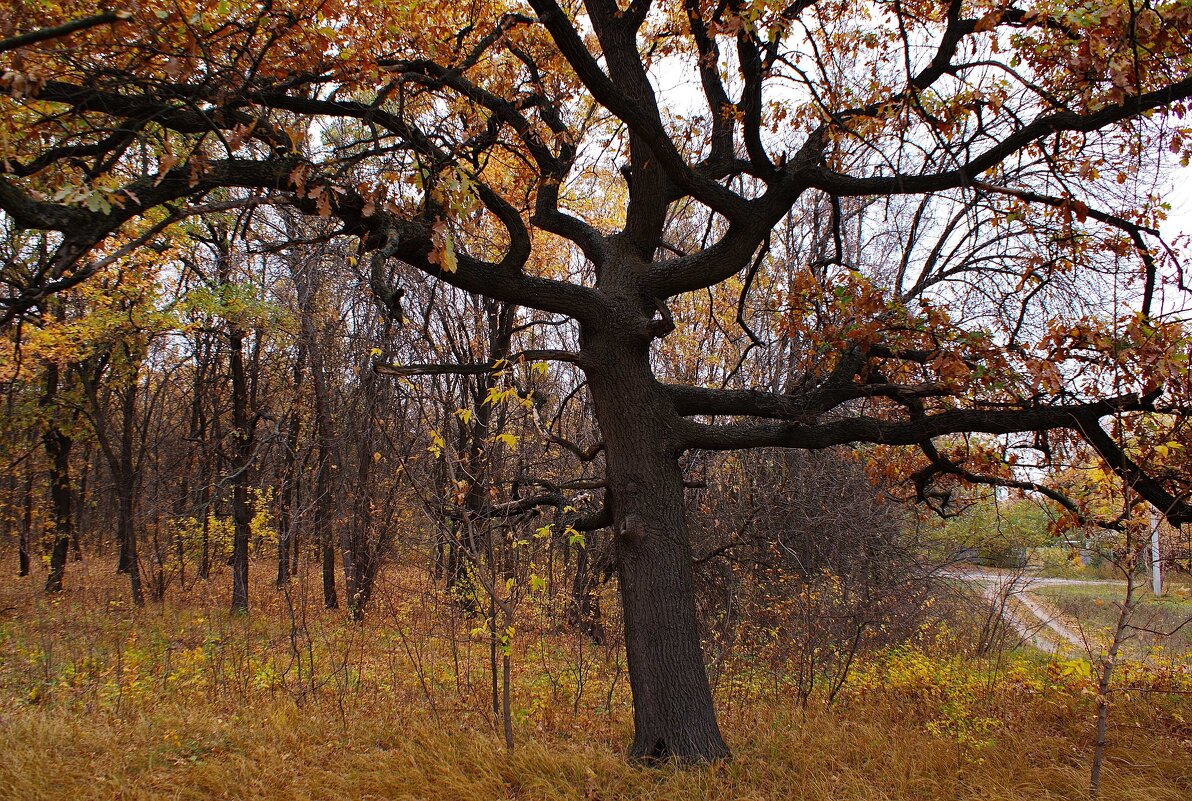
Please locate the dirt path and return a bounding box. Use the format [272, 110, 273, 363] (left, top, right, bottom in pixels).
[942, 570, 1108, 653]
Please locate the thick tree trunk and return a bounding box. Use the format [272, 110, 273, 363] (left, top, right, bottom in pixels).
[116, 520, 131, 572]
[321, 528, 338, 608]
[583, 320, 729, 762]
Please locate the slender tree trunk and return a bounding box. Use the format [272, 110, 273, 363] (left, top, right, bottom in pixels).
[116, 416, 132, 573]
[42, 362, 74, 594]
[583, 322, 729, 762]
[199, 400, 217, 582]
[43, 426, 73, 593]
[1090, 552, 1141, 797]
[228, 324, 252, 613]
[198, 468, 212, 580]
[116, 500, 132, 571]
[116, 474, 144, 605]
[344, 358, 389, 620]
[295, 268, 337, 609]
[346, 440, 370, 620]
[315, 402, 337, 609]
[113, 380, 145, 606]
[340, 488, 358, 618]
[290, 455, 302, 578]
[19, 468, 32, 577]
[502, 601, 515, 752]
[72, 441, 89, 561]
[277, 340, 305, 588]
[0, 445, 11, 552]
[193, 335, 214, 582]
[174, 473, 187, 592]
[445, 300, 515, 609]
[569, 534, 607, 645]
[313, 380, 335, 608]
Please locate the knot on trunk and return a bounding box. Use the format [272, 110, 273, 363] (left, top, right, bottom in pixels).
[617, 512, 646, 544]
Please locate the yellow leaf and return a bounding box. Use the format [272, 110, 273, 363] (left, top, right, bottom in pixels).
[440, 230, 457, 273]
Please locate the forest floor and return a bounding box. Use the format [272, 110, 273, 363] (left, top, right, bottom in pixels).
[0, 559, 1189, 801]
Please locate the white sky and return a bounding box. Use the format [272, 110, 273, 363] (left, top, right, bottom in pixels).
[1161, 167, 1192, 240]
[1154, 166, 1192, 319]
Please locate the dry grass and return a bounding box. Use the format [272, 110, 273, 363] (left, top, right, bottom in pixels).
[0, 557, 1189, 801]
[1032, 583, 1192, 655]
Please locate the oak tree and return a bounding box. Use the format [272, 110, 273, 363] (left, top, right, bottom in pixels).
[4, 0, 1192, 760]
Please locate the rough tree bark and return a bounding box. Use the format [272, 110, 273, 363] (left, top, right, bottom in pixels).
[579, 250, 729, 761]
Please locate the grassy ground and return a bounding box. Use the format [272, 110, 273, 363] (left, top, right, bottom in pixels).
[1031, 582, 1192, 655]
[0, 559, 1189, 801]
[3, 696, 1190, 801]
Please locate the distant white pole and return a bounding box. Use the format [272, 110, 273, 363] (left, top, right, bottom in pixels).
[1151, 513, 1163, 597]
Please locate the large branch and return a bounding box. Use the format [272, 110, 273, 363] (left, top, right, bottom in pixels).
[664, 380, 950, 420]
[377, 61, 609, 263]
[1076, 416, 1192, 525]
[637, 0, 974, 291]
[911, 439, 1093, 525]
[1, 198, 264, 325]
[680, 391, 1192, 525]
[3, 146, 604, 321]
[807, 74, 1192, 199]
[682, 0, 734, 164]
[0, 10, 131, 53]
[526, 0, 748, 220]
[0, 176, 93, 231]
[29, 81, 289, 151]
[678, 393, 1156, 452]
[642, 215, 775, 297]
